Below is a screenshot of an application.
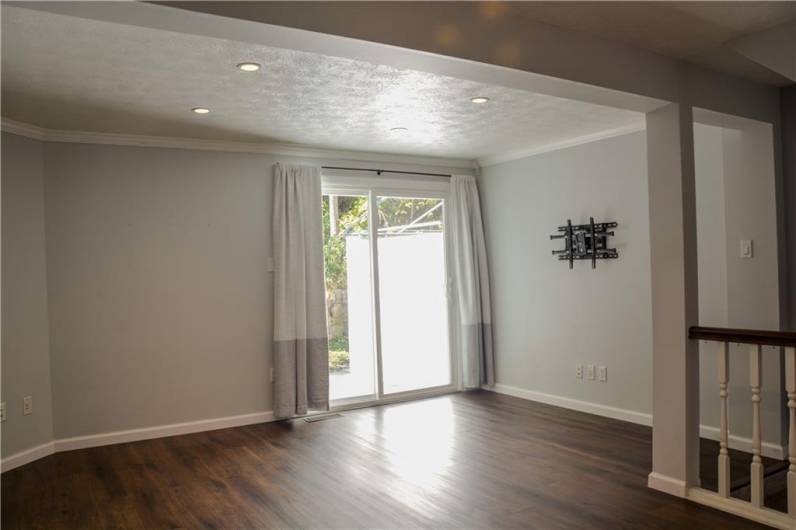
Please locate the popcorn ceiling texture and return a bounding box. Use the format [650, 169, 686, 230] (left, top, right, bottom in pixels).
[2, 6, 643, 159]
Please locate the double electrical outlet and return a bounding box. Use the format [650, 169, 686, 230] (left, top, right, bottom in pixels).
[576, 364, 607, 382]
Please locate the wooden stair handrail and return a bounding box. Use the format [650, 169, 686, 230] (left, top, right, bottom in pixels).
[690, 326, 796, 348]
[692, 327, 796, 523]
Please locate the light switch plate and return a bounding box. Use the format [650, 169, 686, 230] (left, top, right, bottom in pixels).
[0, 402, 6, 422]
[587, 364, 596, 381]
[740, 240, 753, 259]
[598, 366, 608, 382]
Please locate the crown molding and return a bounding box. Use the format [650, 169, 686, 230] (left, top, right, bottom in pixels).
[477, 122, 646, 167]
[1, 118, 475, 170]
[2, 117, 645, 171]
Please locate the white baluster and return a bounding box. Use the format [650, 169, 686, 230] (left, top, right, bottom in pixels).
[750, 344, 763, 508]
[786, 346, 796, 518]
[718, 341, 731, 498]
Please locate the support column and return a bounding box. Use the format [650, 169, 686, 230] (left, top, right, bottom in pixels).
[646, 102, 700, 497]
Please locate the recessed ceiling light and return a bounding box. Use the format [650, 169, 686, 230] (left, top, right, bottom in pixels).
[237, 62, 261, 72]
[470, 96, 490, 104]
[191, 107, 210, 114]
[390, 127, 408, 133]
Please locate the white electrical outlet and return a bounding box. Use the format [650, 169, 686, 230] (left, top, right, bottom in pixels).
[0, 402, 6, 422]
[598, 366, 608, 382]
[23, 396, 33, 416]
[576, 364, 583, 379]
[587, 364, 596, 381]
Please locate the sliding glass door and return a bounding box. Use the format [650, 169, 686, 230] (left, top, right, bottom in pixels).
[376, 197, 450, 394]
[322, 181, 454, 405]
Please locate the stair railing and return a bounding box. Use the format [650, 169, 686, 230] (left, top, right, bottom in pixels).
[688, 326, 796, 529]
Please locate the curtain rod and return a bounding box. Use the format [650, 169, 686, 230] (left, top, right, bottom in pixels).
[321, 166, 451, 178]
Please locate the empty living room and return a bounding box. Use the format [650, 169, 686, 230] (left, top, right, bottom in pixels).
[2, 1, 796, 529]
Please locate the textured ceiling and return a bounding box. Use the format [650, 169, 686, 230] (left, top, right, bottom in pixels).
[162, 1, 796, 86]
[1, 6, 643, 161]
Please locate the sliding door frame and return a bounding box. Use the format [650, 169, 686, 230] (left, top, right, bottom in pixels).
[322, 172, 460, 410]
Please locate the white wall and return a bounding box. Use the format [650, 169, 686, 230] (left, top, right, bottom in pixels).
[477, 124, 784, 451]
[694, 121, 783, 448]
[695, 124, 727, 437]
[478, 131, 653, 418]
[722, 124, 780, 333]
[3, 138, 469, 444]
[1, 132, 55, 457]
[44, 142, 276, 439]
[694, 125, 728, 330]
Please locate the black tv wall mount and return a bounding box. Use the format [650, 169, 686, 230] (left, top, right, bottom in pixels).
[550, 217, 618, 269]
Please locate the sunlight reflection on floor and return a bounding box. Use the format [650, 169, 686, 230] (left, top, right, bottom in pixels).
[351, 399, 456, 515]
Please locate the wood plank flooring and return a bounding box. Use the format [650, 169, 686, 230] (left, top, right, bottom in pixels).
[1, 391, 773, 529]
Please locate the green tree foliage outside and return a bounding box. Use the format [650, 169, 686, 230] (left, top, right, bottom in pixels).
[323, 196, 368, 295]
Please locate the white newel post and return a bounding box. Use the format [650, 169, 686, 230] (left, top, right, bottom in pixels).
[749, 344, 764, 508]
[786, 346, 796, 518]
[718, 341, 730, 498]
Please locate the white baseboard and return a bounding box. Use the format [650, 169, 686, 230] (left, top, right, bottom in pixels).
[2, 410, 275, 473]
[4, 388, 788, 473]
[699, 424, 785, 460]
[0, 442, 55, 473]
[485, 383, 653, 426]
[648, 472, 688, 497]
[54, 410, 276, 452]
[688, 487, 794, 530]
[486, 383, 786, 460]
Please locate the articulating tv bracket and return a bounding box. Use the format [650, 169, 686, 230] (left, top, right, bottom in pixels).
[550, 217, 618, 269]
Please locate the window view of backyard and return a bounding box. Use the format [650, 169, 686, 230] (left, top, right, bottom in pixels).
[323, 193, 451, 401]
[323, 194, 376, 401]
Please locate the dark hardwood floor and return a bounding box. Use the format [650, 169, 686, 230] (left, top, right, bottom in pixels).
[1, 391, 773, 529]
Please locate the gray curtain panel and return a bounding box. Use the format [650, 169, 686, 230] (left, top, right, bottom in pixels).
[450, 175, 495, 388]
[272, 163, 329, 419]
